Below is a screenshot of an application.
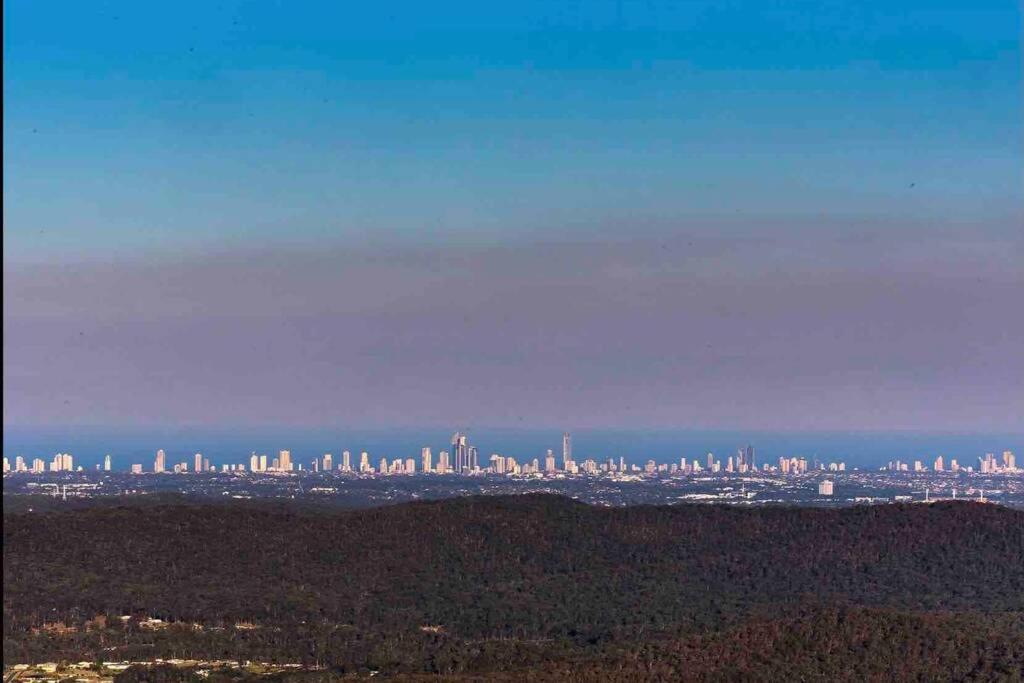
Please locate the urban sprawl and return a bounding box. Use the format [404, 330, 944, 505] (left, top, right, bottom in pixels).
[5, 432, 1018, 483]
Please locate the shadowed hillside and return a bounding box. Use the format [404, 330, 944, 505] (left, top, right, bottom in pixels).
[5, 495, 1023, 679]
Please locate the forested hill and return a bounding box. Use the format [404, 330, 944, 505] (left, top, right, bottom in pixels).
[5, 495, 1024, 679]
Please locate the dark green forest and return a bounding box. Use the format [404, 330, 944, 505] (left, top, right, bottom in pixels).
[5, 495, 1024, 680]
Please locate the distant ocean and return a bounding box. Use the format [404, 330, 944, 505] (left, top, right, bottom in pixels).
[3, 425, 1022, 472]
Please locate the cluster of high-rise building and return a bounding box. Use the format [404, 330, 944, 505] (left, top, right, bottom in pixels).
[639, 447, 820, 476]
[885, 451, 1017, 474]
[3, 453, 77, 474]
[246, 449, 294, 473]
[3, 436, 1019, 481]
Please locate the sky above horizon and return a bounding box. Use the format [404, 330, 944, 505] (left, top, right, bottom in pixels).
[4, 1, 1023, 431]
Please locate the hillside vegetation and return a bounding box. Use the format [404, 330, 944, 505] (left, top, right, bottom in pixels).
[4, 495, 1023, 680]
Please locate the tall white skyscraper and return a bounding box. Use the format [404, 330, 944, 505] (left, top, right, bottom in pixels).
[103, 454, 112, 472]
[323, 453, 333, 471]
[154, 449, 166, 473]
[279, 450, 292, 471]
[452, 433, 469, 473]
[194, 452, 203, 473]
[342, 450, 352, 471]
[421, 447, 432, 473]
[562, 432, 572, 469]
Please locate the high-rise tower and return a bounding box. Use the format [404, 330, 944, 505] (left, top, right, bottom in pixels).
[562, 432, 572, 469]
[451, 433, 469, 473]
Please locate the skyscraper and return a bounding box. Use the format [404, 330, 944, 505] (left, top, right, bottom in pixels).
[545, 449, 556, 472]
[562, 432, 572, 469]
[154, 449, 166, 473]
[323, 453, 333, 471]
[279, 450, 292, 472]
[452, 433, 470, 473]
[194, 452, 203, 473]
[745, 444, 755, 470]
[342, 450, 351, 472]
[103, 454, 112, 472]
[421, 447, 432, 473]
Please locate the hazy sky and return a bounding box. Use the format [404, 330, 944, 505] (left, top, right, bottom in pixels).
[4, 1, 1023, 431]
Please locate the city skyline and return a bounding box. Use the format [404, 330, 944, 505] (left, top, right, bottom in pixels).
[3, 428, 1021, 476]
[5, 443, 1019, 478]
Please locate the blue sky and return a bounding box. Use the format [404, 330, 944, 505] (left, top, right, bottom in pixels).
[3, 1, 1023, 432]
[5, 1, 1020, 257]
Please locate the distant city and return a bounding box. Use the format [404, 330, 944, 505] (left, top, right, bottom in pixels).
[4, 431, 1018, 478]
[5, 431, 1022, 511]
